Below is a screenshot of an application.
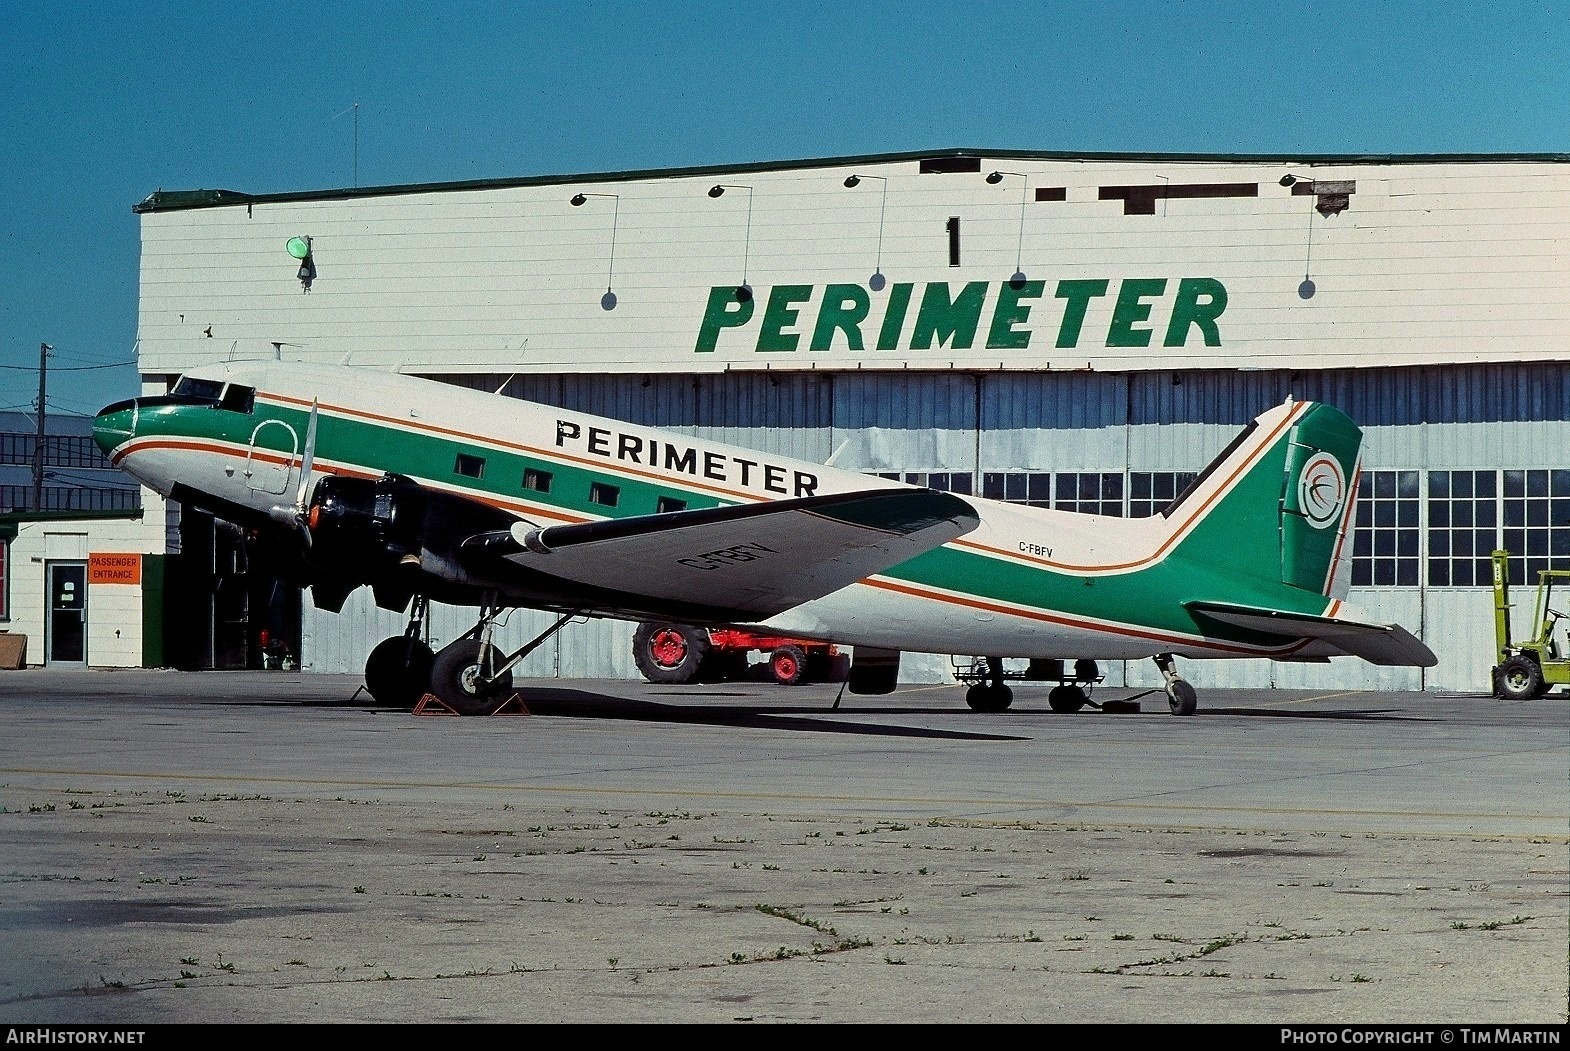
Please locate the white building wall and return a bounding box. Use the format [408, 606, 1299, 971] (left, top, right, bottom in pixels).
[3, 514, 160, 668]
[135, 154, 1570, 380]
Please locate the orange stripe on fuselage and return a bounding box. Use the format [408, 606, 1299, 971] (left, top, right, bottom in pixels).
[950, 401, 1309, 574]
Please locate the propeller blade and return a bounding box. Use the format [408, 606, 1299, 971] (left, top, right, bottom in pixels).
[295, 399, 319, 514]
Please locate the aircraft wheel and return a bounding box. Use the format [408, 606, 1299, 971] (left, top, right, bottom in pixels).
[1495, 655, 1544, 701]
[1048, 684, 1087, 713]
[1166, 679, 1198, 716]
[430, 638, 514, 716]
[770, 645, 807, 686]
[364, 635, 434, 708]
[965, 683, 1013, 712]
[633, 622, 710, 684]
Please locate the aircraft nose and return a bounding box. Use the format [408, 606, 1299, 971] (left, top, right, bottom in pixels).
[93, 398, 137, 456]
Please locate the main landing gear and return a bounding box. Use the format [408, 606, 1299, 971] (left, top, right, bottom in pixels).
[1154, 653, 1197, 716]
[964, 656, 1014, 712]
[427, 602, 583, 716]
[363, 596, 435, 708]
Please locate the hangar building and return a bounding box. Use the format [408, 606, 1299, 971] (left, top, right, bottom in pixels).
[126, 149, 1570, 692]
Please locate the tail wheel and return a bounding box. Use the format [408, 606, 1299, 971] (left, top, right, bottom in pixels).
[1496, 655, 1545, 701]
[364, 635, 434, 708]
[770, 645, 807, 686]
[632, 622, 710, 684]
[1167, 680, 1198, 716]
[430, 638, 514, 716]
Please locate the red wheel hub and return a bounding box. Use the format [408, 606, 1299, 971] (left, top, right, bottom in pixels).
[649, 628, 688, 668]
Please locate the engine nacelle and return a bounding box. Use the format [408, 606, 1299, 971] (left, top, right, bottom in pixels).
[299, 472, 524, 611]
[306, 474, 425, 573]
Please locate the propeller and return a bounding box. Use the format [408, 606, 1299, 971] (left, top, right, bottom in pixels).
[295, 398, 319, 515]
[267, 399, 321, 548]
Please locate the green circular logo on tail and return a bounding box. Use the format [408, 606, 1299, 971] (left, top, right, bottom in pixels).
[1298, 453, 1347, 529]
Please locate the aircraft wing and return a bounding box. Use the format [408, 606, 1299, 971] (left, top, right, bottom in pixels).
[459, 488, 980, 622]
[1186, 601, 1438, 667]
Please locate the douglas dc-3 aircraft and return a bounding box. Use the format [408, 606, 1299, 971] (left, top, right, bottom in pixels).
[94, 360, 1436, 715]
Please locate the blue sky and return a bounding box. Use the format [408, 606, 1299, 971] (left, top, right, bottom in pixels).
[2, 0, 1565, 418]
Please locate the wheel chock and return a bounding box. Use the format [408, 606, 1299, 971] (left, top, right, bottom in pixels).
[492, 694, 530, 716]
[412, 693, 530, 717]
[412, 693, 460, 716]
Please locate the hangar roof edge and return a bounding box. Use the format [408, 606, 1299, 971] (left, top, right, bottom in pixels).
[133, 147, 1570, 213]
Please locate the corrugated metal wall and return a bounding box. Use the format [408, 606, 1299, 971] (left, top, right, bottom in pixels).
[304, 362, 1567, 695]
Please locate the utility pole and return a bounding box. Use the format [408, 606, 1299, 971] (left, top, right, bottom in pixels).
[32, 342, 50, 511]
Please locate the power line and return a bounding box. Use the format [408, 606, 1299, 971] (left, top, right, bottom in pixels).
[0, 360, 134, 372]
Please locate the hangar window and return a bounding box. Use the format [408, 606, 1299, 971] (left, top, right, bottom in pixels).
[982, 472, 1050, 508]
[877, 472, 974, 496]
[656, 496, 686, 514]
[1427, 471, 1497, 587]
[454, 454, 485, 479]
[590, 482, 620, 508]
[0, 539, 8, 620]
[1129, 472, 1199, 519]
[1053, 473, 1124, 517]
[1426, 469, 1570, 588]
[1502, 469, 1570, 587]
[522, 468, 553, 494]
[1352, 470, 1420, 587]
[946, 217, 961, 267]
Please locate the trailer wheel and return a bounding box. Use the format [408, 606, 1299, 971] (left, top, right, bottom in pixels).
[1496, 655, 1545, 701]
[633, 622, 710, 684]
[770, 645, 807, 686]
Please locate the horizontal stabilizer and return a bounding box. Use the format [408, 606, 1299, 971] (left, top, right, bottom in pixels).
[462, 488, 979, 621]
[1187, 601, 1438, 667]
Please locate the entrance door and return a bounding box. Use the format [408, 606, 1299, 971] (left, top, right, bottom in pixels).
[46, 562, 87, 665]
[245, 420, 299, 496]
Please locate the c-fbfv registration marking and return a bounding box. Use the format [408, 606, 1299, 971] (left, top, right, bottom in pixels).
[679, 543, 776, 571]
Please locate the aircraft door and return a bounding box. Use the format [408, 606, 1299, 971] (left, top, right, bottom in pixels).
[244, 420, 299, 496]
[46, 562, 88, 665]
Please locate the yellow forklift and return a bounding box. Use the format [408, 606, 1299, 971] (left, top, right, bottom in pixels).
[1490, 549, 1570, 699]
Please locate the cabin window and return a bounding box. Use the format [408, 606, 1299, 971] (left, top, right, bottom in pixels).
[656, 496, 686, 514]
[218, 384, 255, 413]
[522, 468, 553, 494]
[0, 539, 9, 620]
[455, 454, 486, 479]
[590, 482, 620, 507]
[946, 217, 961, 266]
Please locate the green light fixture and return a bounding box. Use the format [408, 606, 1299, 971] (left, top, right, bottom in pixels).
[286, 236, 315, 291]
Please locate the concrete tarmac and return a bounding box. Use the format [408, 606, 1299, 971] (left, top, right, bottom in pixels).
[0, 669, 1565, 1025]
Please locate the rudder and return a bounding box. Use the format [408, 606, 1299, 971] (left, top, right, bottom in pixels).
[1278, 402, 1361, 599]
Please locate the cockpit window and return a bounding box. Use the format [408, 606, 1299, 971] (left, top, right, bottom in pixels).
[171, 376, 225, 402]
[219, 384, 255, 413]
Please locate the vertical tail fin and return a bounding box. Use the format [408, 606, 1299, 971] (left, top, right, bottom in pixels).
[1161, 399, 1360, 607]
[1175, 400, 1435, 667]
